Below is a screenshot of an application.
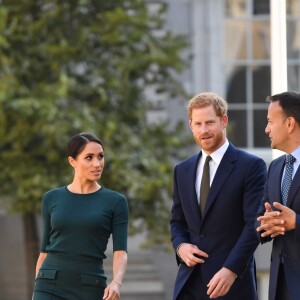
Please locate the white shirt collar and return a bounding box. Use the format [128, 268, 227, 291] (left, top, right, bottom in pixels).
[202, 139, 229, 165]
[291, 146, 300, 161]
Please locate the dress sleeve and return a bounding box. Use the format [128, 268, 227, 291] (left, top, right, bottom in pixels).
[112, 195, 129, 252]
[40, 194, 51, 252]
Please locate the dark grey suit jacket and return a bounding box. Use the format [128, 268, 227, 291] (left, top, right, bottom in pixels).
[257, 155, 300, 300]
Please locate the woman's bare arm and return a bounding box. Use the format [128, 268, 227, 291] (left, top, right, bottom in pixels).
[35, 252, 47, 278]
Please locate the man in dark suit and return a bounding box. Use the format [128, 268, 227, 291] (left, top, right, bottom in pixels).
[170, 92, 266, 300]
[256, 91, 300, 300]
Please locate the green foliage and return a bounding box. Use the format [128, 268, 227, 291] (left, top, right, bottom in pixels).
[0, 0, 189, 246]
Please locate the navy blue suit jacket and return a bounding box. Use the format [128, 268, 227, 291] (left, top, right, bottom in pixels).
[170, 143, 266, 300]
[257, 155, 300, 300]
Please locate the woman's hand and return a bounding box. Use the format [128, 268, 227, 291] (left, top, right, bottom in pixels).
[102, 280, 121, 300]
[103, 250, 127, 299]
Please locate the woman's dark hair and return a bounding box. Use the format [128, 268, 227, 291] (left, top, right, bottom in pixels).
[67, 132, 104, 158]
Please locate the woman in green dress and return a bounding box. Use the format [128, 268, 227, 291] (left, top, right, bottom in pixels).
[33, 132, 128, 300]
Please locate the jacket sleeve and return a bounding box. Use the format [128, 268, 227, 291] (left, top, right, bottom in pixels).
[223, 157, 267, 277]
[255, 160, 274, 244]
[170, 165, 190, 264]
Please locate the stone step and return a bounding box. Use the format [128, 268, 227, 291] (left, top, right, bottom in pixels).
[0, 292, 27, 300]
[0, 215, 28, 300]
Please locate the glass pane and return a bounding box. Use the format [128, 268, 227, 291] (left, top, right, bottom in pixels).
[227, 110, 247, 147]
[252, 20, 270, 59]
[253, 0, 270, 15]
[225, 20, 247, 60]
[225, 0, 246, 17]
[287, 20, 300, 59]
[253, 110, 269, 147]
[288, 65, 299, 91]
[287, 0, 300, 16]
[252, 66, 271, 103]
[226, 66, 247, 103]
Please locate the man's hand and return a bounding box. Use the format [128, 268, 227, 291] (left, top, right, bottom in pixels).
[207, 267, 236, 299]
[177, 243, 209, 267]
[257, 202, 296, 238]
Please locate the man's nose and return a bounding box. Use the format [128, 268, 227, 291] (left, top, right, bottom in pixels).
[201, 125, 209, 133]
[265, 124, 269, 134]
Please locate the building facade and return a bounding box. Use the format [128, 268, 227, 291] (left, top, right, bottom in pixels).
[163, 0, 300, 150]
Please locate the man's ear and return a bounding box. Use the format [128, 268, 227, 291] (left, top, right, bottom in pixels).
[221, 114, 229, 129]
[287, 117, 296, 133]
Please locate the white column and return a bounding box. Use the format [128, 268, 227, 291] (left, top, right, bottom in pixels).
[189, 0, 223, 94]
[190, 0, 205, 93]
[271, 0, 287, 93]
[270, 0, 287, 158]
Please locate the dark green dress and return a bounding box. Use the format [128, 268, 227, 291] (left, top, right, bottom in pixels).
[33, 186, 128, 300]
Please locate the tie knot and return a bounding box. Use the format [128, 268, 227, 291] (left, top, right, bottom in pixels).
[205, 155, 212, 164]
[285, 154, 295, 165]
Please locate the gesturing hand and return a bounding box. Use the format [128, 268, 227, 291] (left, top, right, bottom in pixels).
[257, 202, 296, 238]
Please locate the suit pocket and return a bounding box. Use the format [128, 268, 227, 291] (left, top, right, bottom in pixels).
[80, 274, 106, 298]
[35, 269, 57, 290]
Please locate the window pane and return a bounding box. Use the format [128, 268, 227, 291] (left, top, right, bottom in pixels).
[287, 20, 300, 59]
[253, 0, 270, 15]
[252, 20, 270, 59]
[287, 0, 300, 15]
[252, 66, 271, 103]
[225, 0, 246, 17]
[288, 65, 299, 91]
[254, 110, 269, 147]
[227, 110, 247, 147]
[227, 66, 247, 103]
[225, 20, 247, 60]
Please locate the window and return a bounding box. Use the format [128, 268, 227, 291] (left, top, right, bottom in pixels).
[224, 0, 300, 148]
[225, 0, 270, 148]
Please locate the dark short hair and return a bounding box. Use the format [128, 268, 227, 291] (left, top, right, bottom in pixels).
[67, 132, 104, 158]
[266, 91, 300, 124]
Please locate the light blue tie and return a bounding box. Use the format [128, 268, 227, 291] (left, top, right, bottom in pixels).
[282, 154, 296, 206]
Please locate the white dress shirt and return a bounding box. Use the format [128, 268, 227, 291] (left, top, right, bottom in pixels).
[196, 139, 229, 205]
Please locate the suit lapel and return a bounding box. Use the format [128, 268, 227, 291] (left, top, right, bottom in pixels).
[202, 144, 236, 217]
[287, 164, 300, 207]
[181, 153, 203, 224]
[270, 157, 285, 205]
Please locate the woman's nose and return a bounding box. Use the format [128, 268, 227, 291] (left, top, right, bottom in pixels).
[93, 159, 101, 166]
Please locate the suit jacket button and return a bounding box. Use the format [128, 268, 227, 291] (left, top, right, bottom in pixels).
[39, 271, 43, 277]
[199, 233, 205, 239]
[96, 279, 100, 285]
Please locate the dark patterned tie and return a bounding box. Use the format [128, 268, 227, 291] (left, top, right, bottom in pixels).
[282, 154, 295, 206]
[200, 155, 212, 215]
